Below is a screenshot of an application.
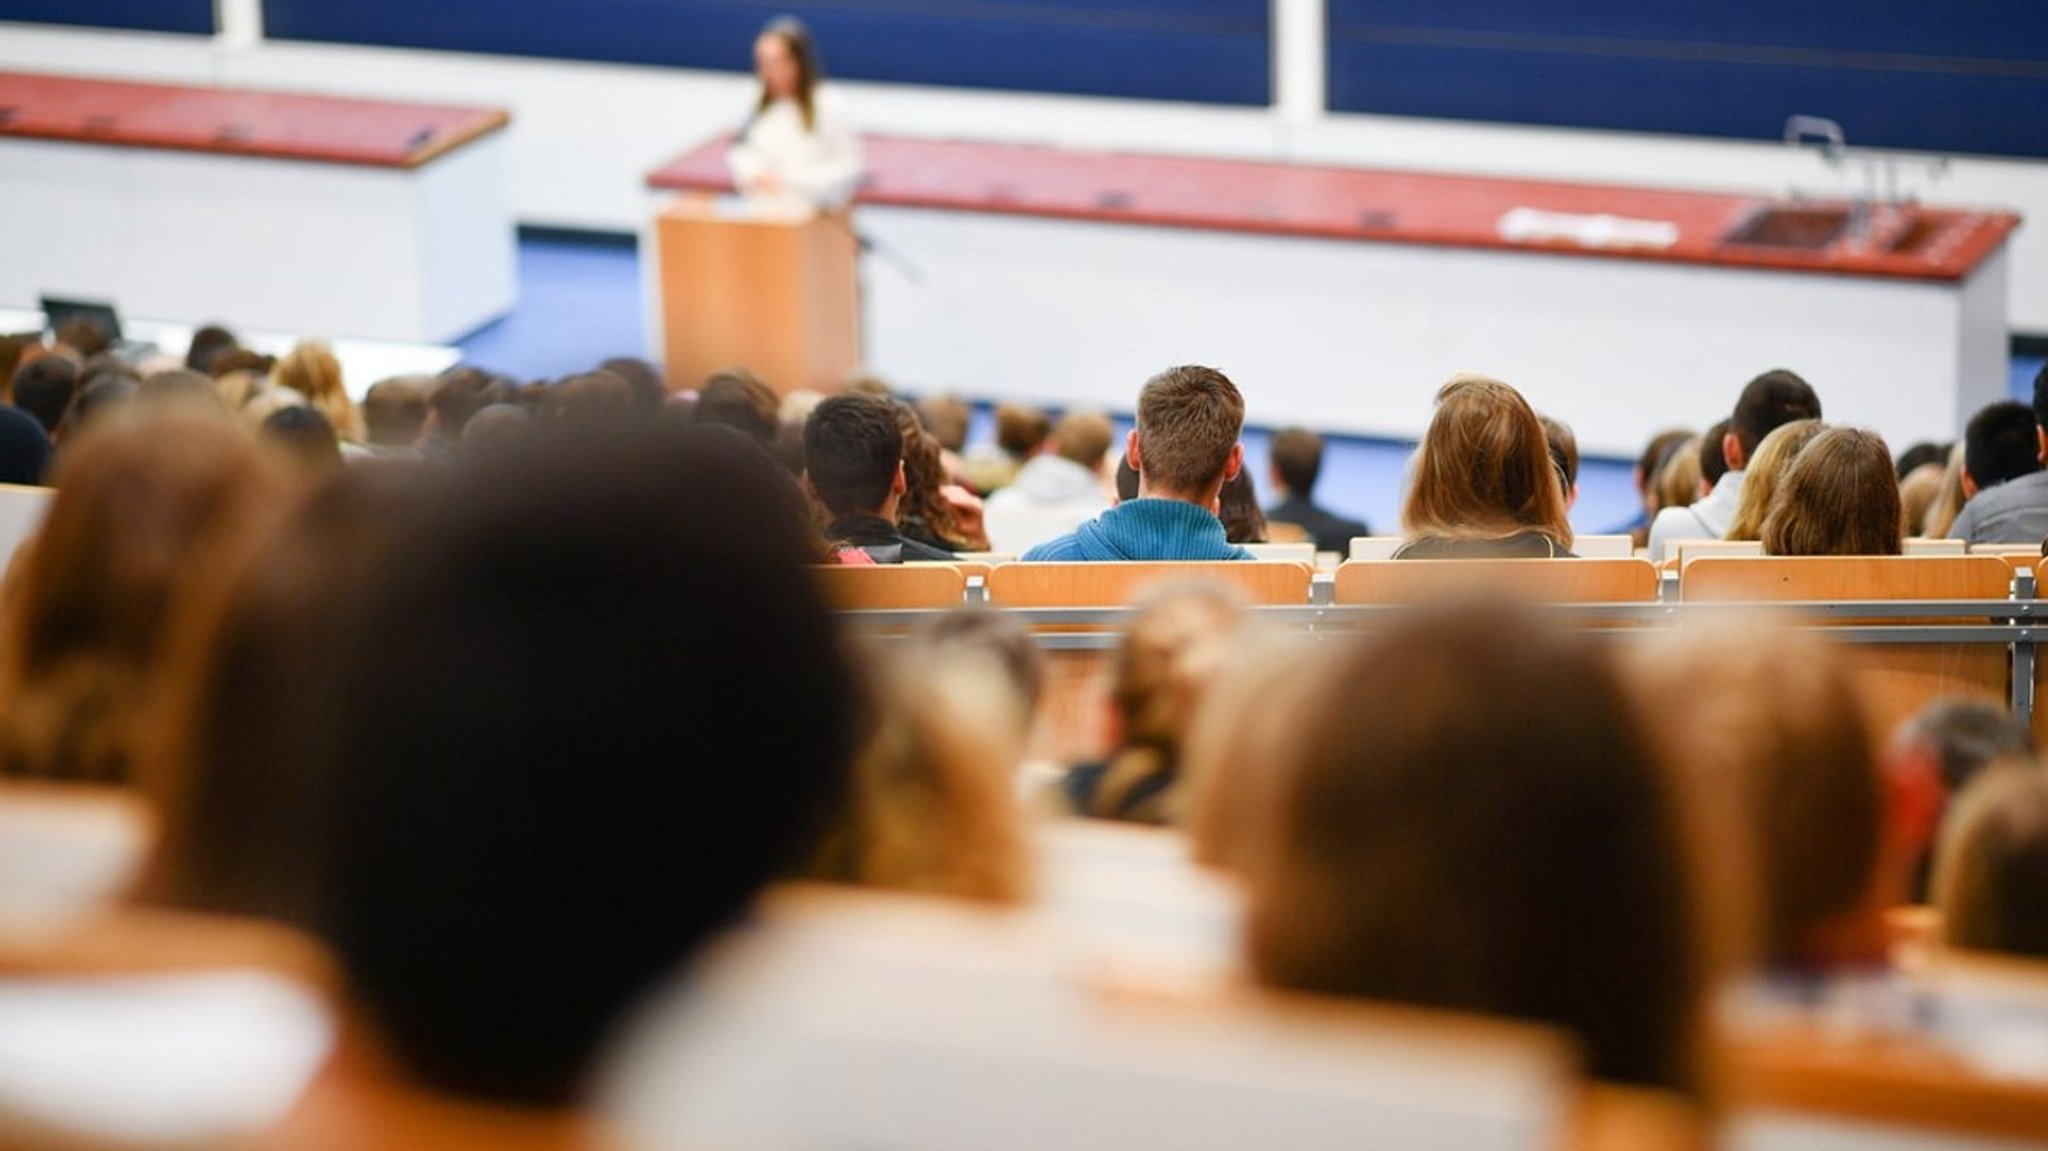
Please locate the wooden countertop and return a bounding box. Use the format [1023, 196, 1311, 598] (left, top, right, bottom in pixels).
[649, 134, 2018, 284]
[0, 71, 509, 169]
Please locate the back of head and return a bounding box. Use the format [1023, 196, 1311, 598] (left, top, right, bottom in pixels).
[0, 405, 52, 486]
[1699, 419, 1733, 487]
[1218, 468, 1267, 543]
[692, 370, 779, 444]
[460, 403, 532, 463]
[1637, 428, 1693, 493]
[1761, 426, 1901, 556]
[362, 377, 430, 449]
[1898, 461, 1946, 537]
[915, 394, 971, 454]
[549, 370, 637, 429]
[53, 314, 112, 360]
[1632, 625, 1878, 969]
[598, 357, 667, 415]
[1134, 365, 1244, 497]
[1731, 369, 1822, 462]
[1894, 440, 1950, 480]
[1248, 605, 1701, 1094]
[275, 342, 361, 442]
[261, 405, 345, 476]
[185, 324, 238, 374]
[1964, 399, 2042, 491]
[1402, 374, 1571, 549]
[1539, 414, 1578, 494]
[1269, 426, 1324, 499]
[804, 392, 901, 519]
[993, 404, 1051, 459]
[0, 410, 287, 784]
[315, 422, 859, 1106]
[138, 368, 229, 415]
[1724, 419, 1825, 542]
[1897, 697, 2034, 795]
[1655, 436, 1704, 510]
[429, 367, 510, 443]
[1095, 582, 1247, 823]
[1052, 411, 1113, 472]
[12, 354, 80, 436]
[1935, 764, 2048, 961]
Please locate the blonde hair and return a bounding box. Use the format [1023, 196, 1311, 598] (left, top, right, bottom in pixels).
[1922, 442, 1968, 540]
[805, 647, 1031, 904]
[1724, 419, 1825, 542]
[1898, 461, 1947, 539]
[1934, 761, 2048, 961]
[1402, 374, 1573, 551]
[274, 341, 364, 444]
[0, 411, 290, 784]
[1655, 436, 1705, 511]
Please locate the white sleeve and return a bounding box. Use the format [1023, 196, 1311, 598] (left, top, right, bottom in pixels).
[726, 128, 766, 190]
[784, 90, 865, 208]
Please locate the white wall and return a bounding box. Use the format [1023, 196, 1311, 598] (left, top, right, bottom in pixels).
[0, 18, 2041, 331]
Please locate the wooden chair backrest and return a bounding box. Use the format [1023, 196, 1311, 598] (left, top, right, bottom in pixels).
[1332, 558, 1660, 605]
[1680, 556, 2016, 744]
[985, 561, 1312, 607]
[1348, 536, 1403, 561]
[1571, 534, 1635, 558]
[1240, 542, 1316, 565]
[1969, 543, 2047, 558]
[1674, 538, 1763, 567]
[1903, 537, 1968, 556]
[602, 885, 1574, 1151]
[1678, 555, 2012, 605]
[812, 564, 967, 610]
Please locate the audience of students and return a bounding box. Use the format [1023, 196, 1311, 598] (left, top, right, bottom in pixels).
[1395, 374, 1574, 558]
[962, 402, 1051, 494]
[1649, 369, 1822, 561]
[1263, 426, 1369, 553]
[1947, 376, 2048, 544]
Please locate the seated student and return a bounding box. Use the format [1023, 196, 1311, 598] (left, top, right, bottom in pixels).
[982, 411, 1114, 554]
[422, 367, 509, 456]
[1394, 374, 1573, 558]
[0, 410, 291, 785]
[1264, 427, 1368, 554]
[1761, 427, 1903, 556]
[275, 342, 365, 446]
[1245, 605, 1707, 1098]
[962, 403, 1049, 495]
[1934, 764, 2048, 962]
[691, 369, 780, 447]
[1632, 626, 1939, 984]
[1888, 698, 2034, 900]
[1615, 427, 1693, 550]
[0, 405, 51, 486]
[1948, 390, 2048, 544]
[1021, 366, 1251, 562]
[307, 422, 863, 1110]
[805, 609, 1036, 904]
[1649, 369, 1822, 561]
[1723, 419, 1825, 543]
[1064, 582, 1246, 824]
[893, 403, 988, 553]
[1218, 467, 1268, 544]
[10, 353, 79, 438]
[1539, 414, 1579, 512]
[804, 392, 954, 563]
[360, 377, 431, 455]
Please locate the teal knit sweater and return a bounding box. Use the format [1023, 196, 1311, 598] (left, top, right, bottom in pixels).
[1019, 498, 1251, 562]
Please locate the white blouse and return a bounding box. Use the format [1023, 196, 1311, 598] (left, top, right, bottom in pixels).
[727, 88, 865, 210]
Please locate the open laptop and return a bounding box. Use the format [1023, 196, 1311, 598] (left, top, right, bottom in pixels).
[39, 296, 157, 362]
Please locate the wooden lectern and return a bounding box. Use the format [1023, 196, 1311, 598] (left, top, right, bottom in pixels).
[655, 195, 862, 395]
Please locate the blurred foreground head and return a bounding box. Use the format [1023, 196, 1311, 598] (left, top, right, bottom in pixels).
[314, 421, 862, 1107]
[1246, 605, 1704, 1096]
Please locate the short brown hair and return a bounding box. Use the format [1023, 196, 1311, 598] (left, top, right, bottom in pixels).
[1761, 427, 1902, 556]
[1936, 763, 2048, 961]
[1248, 606, 1704, 1095]
[1731, 369, 1822, 462]
[1401, 374, 1572, 550]
[993, 404, 1051, 458]
[1270, 426, 1324, 497]
[1133, 365, 1244, 496]
[1052, 411, 1113, 471]
[362, 377, 430, 448]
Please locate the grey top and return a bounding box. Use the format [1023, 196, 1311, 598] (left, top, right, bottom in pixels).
[1948, 469, 2048, 546]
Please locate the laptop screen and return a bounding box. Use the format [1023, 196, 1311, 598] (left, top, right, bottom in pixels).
[39, 297, 123, 343]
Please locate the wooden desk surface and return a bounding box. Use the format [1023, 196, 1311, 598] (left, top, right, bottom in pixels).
[649, 134, 2018, 284]
[0, 70, 509, 169]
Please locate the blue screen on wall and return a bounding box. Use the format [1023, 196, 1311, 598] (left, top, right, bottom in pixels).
[0, 0, 212, 35]
[1327, 0, 2048, 159]
[261, 0, 1271, 107]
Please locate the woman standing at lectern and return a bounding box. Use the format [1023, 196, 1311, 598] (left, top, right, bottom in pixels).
[728, 17, 865, 210]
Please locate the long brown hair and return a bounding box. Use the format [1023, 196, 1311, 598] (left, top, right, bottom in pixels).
[756, 16, 821, 131]
[1761, 426, 1902, 556]
[0, 410, 291, 784]
[1246, 605, 1705, 1096]
[1724, 418, 1825, 542]
[1401, 374, 1573, 551]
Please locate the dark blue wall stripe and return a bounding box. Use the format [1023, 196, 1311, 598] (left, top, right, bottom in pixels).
[0, 0, 213, 35]
[1328, 2, 2048, 159]
[261, 0, 1271, 106]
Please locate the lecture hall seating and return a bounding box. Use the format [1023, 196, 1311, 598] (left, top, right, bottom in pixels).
[1332, 558, 1662, 605]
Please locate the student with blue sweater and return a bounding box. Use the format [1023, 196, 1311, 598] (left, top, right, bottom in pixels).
[1021, 365, 1251, 562]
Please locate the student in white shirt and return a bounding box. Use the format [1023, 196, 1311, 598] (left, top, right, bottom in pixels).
[727, 18, 865, 210]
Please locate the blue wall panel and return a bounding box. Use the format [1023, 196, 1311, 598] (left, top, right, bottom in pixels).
[261, 0, 1271, 107]
[0, 0, 212, 35]
[1328, 1, 2048, 159]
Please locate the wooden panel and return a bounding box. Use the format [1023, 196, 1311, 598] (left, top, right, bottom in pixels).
[1681, 556, 2015, 744]
[1332, 558, 1660, 604]
[985, 561, 1312, 607]
[1728, 1030, 2048, 1147]
[656, 196, 861, 395]
[0, 71, 507, 169]
[648, 135, 2018, 285]
[811, 565, 967, 611]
